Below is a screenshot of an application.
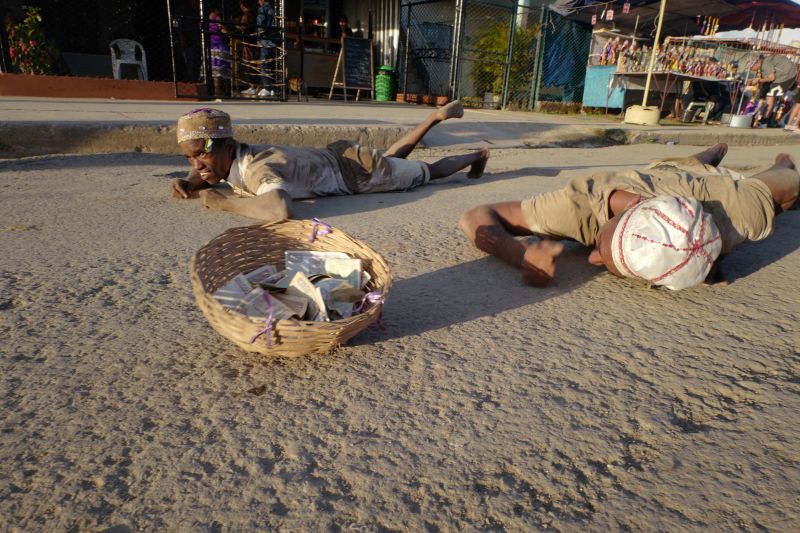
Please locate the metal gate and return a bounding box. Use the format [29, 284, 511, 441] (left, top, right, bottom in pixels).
[400, 0, 544, 110]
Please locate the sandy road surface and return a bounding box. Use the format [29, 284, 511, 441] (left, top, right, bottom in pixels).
[1, 144, 798, 532]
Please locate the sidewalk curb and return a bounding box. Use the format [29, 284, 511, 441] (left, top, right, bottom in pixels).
[0, 123, 413, 158]
[1, 122, 799, 158]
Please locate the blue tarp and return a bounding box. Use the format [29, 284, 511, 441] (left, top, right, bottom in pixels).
[540, 10, 591, 102]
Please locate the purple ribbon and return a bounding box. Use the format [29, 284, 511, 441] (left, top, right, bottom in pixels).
[308, 217, 332, 243]
[356, 291, 384, 313]
[248, 291, 274, 346]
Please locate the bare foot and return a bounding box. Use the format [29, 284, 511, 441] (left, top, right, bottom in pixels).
[692, 143, 728, 167]
[521, 240, 565, 287]
[467, 148, 489, 179]
[775, 153, 796, 170]
[436, 99, 464, 121]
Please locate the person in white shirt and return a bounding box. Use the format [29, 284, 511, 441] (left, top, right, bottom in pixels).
[171, 103, 489, 221]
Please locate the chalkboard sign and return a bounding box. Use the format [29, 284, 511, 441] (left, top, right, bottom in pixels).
[342, 37, 373, 91]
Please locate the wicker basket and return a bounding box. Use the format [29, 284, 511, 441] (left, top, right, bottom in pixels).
[190, 219, 392, 356]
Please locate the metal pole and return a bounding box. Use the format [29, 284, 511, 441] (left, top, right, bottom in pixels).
[501, 4, 519, 109]
[448, 0, 466, 101]
[529, 7, 547, 109]
[199, 0, 211, 98]
[641, 0, 667, 106]
[0, 16, 10, 73]
[735, 57, 756, 115]
[403, 2, 410, 94]
[166, 0, 179, 98]
[527, 7, 546, 110]
[280, 0, 286, 101]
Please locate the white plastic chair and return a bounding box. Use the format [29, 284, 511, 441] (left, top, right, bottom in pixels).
[109, 39, 148, 80]
[682, 101, 715, 124]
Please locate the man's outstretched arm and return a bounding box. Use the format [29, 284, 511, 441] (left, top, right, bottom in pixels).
[199, 188, 292, 222]
[459, 202, 564, 287]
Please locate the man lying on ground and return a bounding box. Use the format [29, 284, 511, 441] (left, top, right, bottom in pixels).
[171, 103, 488, 221]
[459, 144, 799, 289]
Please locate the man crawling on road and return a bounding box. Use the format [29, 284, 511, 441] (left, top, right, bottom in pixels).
[171, 103, 488, 221]
[459, 144, 799, 290]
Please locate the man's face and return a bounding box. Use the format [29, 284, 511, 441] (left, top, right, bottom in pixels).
[179, 138, 233, 185]
[587, 211, 625, 277]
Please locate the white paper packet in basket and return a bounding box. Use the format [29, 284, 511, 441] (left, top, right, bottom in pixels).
[285, 251, 350, 277]
[213, 274, 252, 309]
[285, 271, 329, 321]
[236, 287, 304, 321]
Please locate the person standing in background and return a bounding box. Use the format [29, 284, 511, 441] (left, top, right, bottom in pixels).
[256, 0, 276, 97]
[208, 4, 231, 97]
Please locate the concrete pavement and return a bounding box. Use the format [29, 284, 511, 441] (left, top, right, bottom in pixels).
[1, 96, 800, 158]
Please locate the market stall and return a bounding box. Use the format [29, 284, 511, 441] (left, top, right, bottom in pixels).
[613, 36, 800, 119]
[582, 29, 649, 109]
[559, 0, 800, 121]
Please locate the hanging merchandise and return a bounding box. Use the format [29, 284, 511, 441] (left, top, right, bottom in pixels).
[696, 14, 702, 27]
[706, 17, 718, 36]
[623, 3, 631, 14]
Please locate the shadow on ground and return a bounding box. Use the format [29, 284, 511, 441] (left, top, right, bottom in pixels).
[722, 211, 800, 283]
[350, 242, 599, 342]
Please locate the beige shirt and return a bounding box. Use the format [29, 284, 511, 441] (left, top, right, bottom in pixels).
[225, 142, 350, 199]
[520, 157, 775, 254]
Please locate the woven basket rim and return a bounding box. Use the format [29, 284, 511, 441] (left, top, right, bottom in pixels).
[190, 218, 391, 355]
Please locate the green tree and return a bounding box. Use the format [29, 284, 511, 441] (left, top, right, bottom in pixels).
[472, 22, 540, 98]
[6, 6, 59, 75]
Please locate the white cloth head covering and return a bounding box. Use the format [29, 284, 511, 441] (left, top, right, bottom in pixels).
[176, 108, 233, 143]
[610, 195, 722, 290]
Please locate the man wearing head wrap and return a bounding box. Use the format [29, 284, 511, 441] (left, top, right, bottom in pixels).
[459, 144, 799, 289]
[171, 105, 489, 221]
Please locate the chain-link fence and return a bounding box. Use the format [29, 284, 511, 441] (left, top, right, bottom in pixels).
[398, 0, 455, 98]
[4, 0, 593, 112]
[453, 1, 543, 110]
[399, 1, 591, 112]
[169, 0, 286, 100]
[533, 8, 591, 111]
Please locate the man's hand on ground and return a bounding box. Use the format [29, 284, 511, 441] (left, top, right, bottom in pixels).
[171, 178, 194, 199]
[520, 240, 565, 287]
[199, 188, 227, 210]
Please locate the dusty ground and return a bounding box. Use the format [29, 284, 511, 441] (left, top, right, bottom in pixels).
[1, 143, 798, 532]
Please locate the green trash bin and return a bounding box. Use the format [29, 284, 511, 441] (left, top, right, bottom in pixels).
[375, 66, 396, 102]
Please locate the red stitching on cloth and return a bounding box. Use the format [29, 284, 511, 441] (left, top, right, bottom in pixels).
[622, 198, 719, 285]
[615, 203, 644, 277]
[674, 196, 695, 218]
[649, 214, 720, 284]
[632, 233, 720, 256]
[641, 207, 690, 237]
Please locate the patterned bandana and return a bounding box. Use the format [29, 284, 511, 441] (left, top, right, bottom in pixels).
[176, 108, 233, 144]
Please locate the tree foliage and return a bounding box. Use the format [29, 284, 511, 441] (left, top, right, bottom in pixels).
[471, 22, 540, 97]
[5, 6, 59, 75]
